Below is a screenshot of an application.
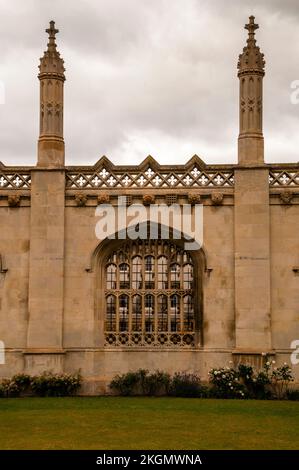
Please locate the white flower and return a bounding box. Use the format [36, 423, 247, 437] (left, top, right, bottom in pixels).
[266, 361, 270, 366]
[222, 375, 225, 379]
[272, 360, 276, 364]
[228, 382, 231, 386]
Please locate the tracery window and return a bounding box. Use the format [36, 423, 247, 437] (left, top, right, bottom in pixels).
[104, 239, 197, 348]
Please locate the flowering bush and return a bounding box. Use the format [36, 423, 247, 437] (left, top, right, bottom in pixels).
[269, 363, 294, 399]
[0, 378, 22, 397]
[209, 359, 294, 400]
[0, 372, 82, 398]
[31, 372, 82, 397]
[209, 366, 246, 398]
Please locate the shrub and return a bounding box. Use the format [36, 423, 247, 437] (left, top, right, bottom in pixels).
[30, 372, 82, 397]
[270, 363, 294, 399]
[209, 359, 294, 400]
[143, 371, 171, 396]
[110, 370, 207, 397]
[286, 389, 299, 401]
[11, 374, 32, 395]
[209, 367, 247, 399]
[0, 378, 22, 398]
[169, 372, 208, 398]
[0, 372, 82, 398]
[110, 370, 144, 396]
[110, 369, 171, 396]
[238, 364, 271, 399]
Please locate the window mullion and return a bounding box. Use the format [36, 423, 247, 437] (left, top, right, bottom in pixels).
[154, 294, 158, 335]
[116, 294, 120, 334]
[141, 293, 145, 333]
[167, 294, 171, 332]
[128, 294, 132, 333]
[180, 293, 184, 333]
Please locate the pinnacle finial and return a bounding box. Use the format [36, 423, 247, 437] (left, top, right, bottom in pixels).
[238, 15, 265, 76]
[245, 16, 259, 45]
[39, 20, 65, 80]
[46, 20, 59, 51]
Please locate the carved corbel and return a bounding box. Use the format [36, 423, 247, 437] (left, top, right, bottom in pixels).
[74, 193, 88, 207]
[188, 194, 201, 205]
[97, 193, 110, 205]
[211, 192, 224, 205]
[7, 195, 21, 207]
[143, 194, 155, 206]
[280, 191, 294, 205]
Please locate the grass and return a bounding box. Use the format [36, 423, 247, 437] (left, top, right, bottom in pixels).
[0, 397, 298, 450]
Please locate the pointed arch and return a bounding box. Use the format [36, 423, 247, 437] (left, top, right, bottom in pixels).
[92, 224, 206, 348]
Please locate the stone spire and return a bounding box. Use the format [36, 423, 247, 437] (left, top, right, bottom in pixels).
[38, 21, 66, 167]
[237, 16, 265, 165]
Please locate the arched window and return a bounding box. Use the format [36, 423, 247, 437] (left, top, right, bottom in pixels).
[104, 239, 196, 348]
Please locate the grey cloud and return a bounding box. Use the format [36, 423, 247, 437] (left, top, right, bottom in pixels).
[0, 0, 298, 166]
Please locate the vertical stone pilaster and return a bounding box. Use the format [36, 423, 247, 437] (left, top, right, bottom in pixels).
[27, 170, 65, 353]
[234, 169, 271, 351]
[26, 22, 66, 372]
[234, 17, 271, 353]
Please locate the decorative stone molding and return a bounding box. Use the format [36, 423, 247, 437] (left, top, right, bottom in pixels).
[0, 172, 31, 189]
[211, 192, 224, 205]
[74, 193, 88, 207]
[279, 191, 294, 205]
[7, 195, 21, 207]
[105, 332, 195, 348]
[66, 156, 234, 190]
[143, 194, 155, 206]
[188, 194, 201, 205]
[97, 193, 110, 205]
[269, 170, 299, 188]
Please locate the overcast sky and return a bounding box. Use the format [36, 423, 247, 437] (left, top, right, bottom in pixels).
[0, 0, 298, 166]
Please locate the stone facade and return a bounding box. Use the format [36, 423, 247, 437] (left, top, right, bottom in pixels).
[0, 17, 299, 394]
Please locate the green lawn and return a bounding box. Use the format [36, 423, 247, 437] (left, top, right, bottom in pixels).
[0, 397, 298, 450]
